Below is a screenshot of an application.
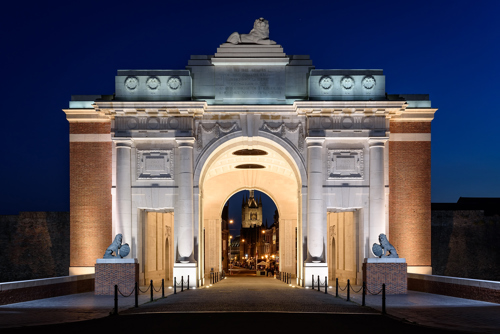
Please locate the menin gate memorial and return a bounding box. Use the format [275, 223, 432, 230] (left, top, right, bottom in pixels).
[64, 18, 437, 287]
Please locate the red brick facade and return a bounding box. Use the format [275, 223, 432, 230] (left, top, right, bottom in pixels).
[389, 121, 432, 267]
[69, 122, 112, 268]
[95, 263, 139, 295]
[363, 262, 407, 294]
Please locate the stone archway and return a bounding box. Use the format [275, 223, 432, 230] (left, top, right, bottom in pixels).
[196, 136, 304, 286]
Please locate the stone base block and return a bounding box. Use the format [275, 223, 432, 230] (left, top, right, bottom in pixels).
[95, 259, 138, 295]
[173, 263, 197, 288]
[363, 258, 407, 294]
[304, 263, 328, 288]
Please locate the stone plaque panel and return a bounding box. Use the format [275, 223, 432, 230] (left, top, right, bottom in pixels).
[327, 149, 364, 179]
[137, 150, 174, 179]
[214, 65, 286, 102]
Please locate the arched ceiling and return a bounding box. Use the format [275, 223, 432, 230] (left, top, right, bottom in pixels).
[199, 137, 301, 221]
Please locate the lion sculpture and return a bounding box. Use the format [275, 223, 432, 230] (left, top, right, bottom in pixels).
[103, 233, 130, 259]
[372, 234, 399, 258]
[227, 18, 276, 45]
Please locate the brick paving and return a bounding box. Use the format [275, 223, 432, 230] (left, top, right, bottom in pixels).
[1, 276, 499, 333]
[122, 275, 377, 314]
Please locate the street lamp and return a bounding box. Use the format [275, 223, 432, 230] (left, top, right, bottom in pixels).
[229, 235, 232, 275]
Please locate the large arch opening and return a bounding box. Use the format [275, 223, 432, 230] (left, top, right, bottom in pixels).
[222, 190, 279, 277]
[196, 136, 304, 285]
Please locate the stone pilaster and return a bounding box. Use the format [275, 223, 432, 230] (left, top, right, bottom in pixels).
[115, 140, 132, 248]
[305, 138, 325, 263]
[369, 138, 387, 255]
[176, 138, 195, 263]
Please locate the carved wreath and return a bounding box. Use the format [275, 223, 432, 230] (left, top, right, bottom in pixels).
[195, 122, 239, 150]
[261, 122, 305, 151]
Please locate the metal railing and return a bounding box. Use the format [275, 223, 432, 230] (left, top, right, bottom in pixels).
[113, 276, 191, 315]
[330, 278, 387, 314]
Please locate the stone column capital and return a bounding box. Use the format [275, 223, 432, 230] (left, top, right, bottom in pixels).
[368, 138, 388, 147]
[176, 137, 195, 148]
[305, 137, 325, 147]
[115, 139, 133, 148]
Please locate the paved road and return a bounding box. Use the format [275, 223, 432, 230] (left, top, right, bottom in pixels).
[122, 275, 376, 314]
[1, 275, 499, 333]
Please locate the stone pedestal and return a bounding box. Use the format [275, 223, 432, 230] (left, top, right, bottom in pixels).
[95, 258, 138, 295]
[304, 263, 328, 287]
[173, 263, 197, 288]
[363, 258, 407, 294]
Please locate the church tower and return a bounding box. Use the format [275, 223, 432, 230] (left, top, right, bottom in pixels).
[241, 190, 263, 228]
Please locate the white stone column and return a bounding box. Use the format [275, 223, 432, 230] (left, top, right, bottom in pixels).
[306, 138, 325, 262]
[116, 140, 132, 247]
[176, 138, 195, 263]
[369, 138, 387, 256]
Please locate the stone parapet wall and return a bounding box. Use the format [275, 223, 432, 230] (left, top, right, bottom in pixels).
[363, 260, 407, 294]
[408, 273, 500, 304]
[0, 274, 94, 306]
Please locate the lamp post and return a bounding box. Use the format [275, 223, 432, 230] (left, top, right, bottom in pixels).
[229, 235, 232, 275]
[228, 219, 233, 275]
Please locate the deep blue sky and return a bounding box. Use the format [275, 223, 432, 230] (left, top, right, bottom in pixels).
[1, 0, 499, 216]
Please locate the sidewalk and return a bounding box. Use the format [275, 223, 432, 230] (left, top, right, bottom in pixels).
[0, 278, 499, 333]
[321, 283, 500, 333]
[0, 286, 175, 329]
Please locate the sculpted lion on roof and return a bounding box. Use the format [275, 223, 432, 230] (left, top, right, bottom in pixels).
[227, 18, 276, 45]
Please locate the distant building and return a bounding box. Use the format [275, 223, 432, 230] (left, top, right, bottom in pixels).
[432, 197, 500, 281]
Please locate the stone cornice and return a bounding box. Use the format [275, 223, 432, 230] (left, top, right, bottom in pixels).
[93, 101, 208, 118]
[294, 100, 407, 116]
[62, 109, 111, 123]
[389, 108, 438, 122]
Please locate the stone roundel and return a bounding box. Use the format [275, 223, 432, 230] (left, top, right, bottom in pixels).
[342, 117, 354, 128]
[341, 76, 355, 90]
[146, 77, 161, 90]
[124, 76, 139, 91]
[167, 76, 182, 90]
[362, 75, 376, 90]
[319, 76, 333, 90]
[168, 117, 179, 129]
[148, 118, 159, 129]
[321, 117, 332, 129]
[127, 118, 138, 129]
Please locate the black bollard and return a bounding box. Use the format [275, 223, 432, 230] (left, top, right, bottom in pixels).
[174, 277, 177, 294]
[317, 275, 320, 292]
[181, 276, 184, 292]
[162, 279, 165, 298]
[150, 280, 153, 302]
[312, 274, 314, 289]
[114, 285, 118, 315]
[135, 282, 138, 307]
[362, 282, 366, 306]
[187, 275, 190, 290]
[336, 278, 339, 297]
[325, 276, 328, 294]
[347, 279, 350, 301]
[382, 283, 386, 315]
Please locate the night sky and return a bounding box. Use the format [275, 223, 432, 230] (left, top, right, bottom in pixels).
[2, 0, 499, 229]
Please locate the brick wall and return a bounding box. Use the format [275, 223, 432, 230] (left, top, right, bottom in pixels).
[0, 276, 94, 306]
[95, 263, 139, 295]
[389, 121, 431, 267]
[363, 262, 407, 294]
[408, 274, 500, 304]
[69, 122, 112, 268]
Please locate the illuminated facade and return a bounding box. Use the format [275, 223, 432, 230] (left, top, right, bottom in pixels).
[64, 28, 436, 287]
